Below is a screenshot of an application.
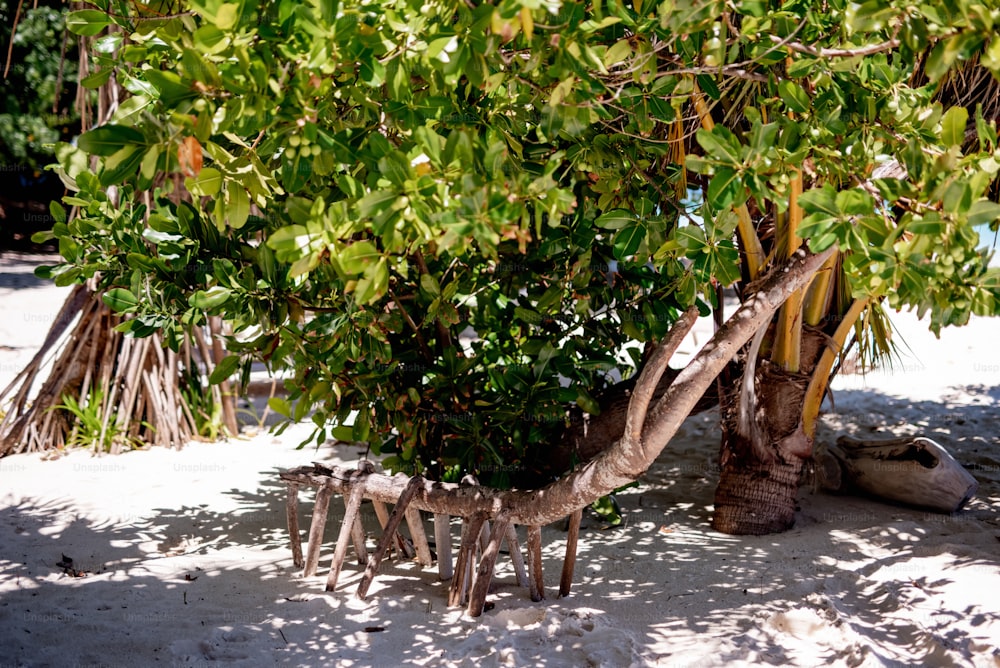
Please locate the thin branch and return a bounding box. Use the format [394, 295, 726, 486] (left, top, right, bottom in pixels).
[3, 0, 26, 79]
[769, 35, 901, 58]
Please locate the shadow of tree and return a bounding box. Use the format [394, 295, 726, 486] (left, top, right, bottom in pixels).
[0, 386, 996, 666]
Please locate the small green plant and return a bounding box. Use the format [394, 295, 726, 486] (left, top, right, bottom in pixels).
[53, 385, 145, 453]
[178, 363, 227, 440]
[590, 482, 639, 527]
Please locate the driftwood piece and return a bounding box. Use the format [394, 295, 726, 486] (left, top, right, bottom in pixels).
[286, 483, 303, 568]
[527, 525, 545, 602]
[823, 435, 978, 513]
[467, 516, 511, 617]
[356, 475, 423, 600]
[434, 514, 453, 581]
[559, 508, 583, 598]
[478, 520, 491, 554]
[449, 514, 485, 608]
[347, 497, 369, 566]
[505, 523, 529, 588]
[303, 484, 334, 577]
[282, 465, 591, 605]
[325, 474, 368, 591]
[372, 499, 415, 559]
[406, 508, 434, 567]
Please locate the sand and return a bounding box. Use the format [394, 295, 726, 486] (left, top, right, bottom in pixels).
[1, 250, 998, 667]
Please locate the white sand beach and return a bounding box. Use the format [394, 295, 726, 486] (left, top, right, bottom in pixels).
[1, 250, 998, 667]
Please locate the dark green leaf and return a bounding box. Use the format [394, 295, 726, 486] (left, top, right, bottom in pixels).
[102, 287, 139, 312]
[66, 9, 112, 36]
[778, 80, 810, 114]
[707, 167, 741, 210]
[77, 125, 146, 157]
[209, 355, 240, 384]
[596, 209, 637, 230]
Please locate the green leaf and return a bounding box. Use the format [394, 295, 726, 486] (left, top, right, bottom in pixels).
[604, 40, 632, 67]
[514, 306, 542, 324]
[214, 2, 240, 29]
[144, 70, 197, 106]
[80, 68, 114, 89]
[187, 168, 223, 197]
[354, 258, 389, 304]
[968, 200, 1000, 227]
[189, 285, 232, 310]
[675, 225, 708, 252]
[835, 189, 875, 216]
[66, 9, 112, 36]
[420, 273, 441, 296]
[695, 128, 741, 165]
[209, 355, 240, 384]
[845, 0, 896, 33]
[357, 189, 399, 218]
[268, 397, 293, 417]
[707, 167, 741, 209]
[352, 417, 371, 443]
[799, 185, 840, 217]
[907, 218, 946, 235]
[778, 80, 810, 114]
[224, 182, 250, 229]
[77, 125, 146, 157]
[99, 145, 145, 186]
[94, 33, 123, 53]
[338, 241, 381, 274]
[712, 241, 742, 286]
[50, 201, 67, 224]
[102, 288, 139, 312]
[941, 106, 969, 147]
[924, 35, 963, 82]
[576, 388, 600, 415]
[595, 209, 636, 230]
[613, 223, 645, 260]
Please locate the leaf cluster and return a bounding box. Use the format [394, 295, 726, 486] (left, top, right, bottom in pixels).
[45, 0, 1000, 482]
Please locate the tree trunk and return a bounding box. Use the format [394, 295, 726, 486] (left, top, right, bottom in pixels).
[711, 327, 828, 535]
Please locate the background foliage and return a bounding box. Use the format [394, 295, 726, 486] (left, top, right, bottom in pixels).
[0, 0, 78, 171]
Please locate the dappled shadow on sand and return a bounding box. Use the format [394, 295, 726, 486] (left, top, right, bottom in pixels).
[0, 386, 997, 666]
[0, 467, 636, 666]
[593, 387, 1000, 666]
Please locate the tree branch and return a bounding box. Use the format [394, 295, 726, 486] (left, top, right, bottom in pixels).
[621, 306, 699, 461]
[769, 36, 901, 58]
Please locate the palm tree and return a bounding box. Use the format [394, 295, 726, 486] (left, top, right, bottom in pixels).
[695, 52, 1000, 534]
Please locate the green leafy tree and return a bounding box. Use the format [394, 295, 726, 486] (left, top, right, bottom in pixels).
[40, 0, 1000, 535]
[0, 0, 78, 171]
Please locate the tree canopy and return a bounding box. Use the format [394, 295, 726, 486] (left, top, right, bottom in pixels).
[45, 0, 1000, 487]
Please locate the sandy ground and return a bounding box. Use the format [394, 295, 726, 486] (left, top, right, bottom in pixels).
[1, 250, 998, 668]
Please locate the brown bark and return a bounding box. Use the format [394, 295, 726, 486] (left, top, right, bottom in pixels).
[711, 326, 829, 535]
[712, 456, 804, 535]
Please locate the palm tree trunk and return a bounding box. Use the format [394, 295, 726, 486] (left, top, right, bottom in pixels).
[711, 328, 827, 535]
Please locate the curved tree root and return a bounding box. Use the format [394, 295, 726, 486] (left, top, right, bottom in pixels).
[281, 461, 583, 617]
[283, 464, 585, 617]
